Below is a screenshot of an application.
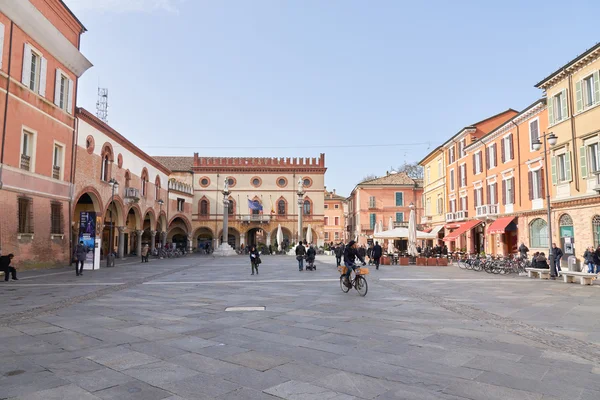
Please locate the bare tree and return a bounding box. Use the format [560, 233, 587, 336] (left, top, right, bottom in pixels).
[396, 162, 424, 179]
[361, 174, 378, 182]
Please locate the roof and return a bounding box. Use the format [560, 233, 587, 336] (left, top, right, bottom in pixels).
[359, 172, 416, 186]
[59, 0, 87, 32]
[418, 146, 443, 166]
[441, 109, 519, 147]
[154, 156, 194, 172]
[325, 191, 346, 201]
[535, 42, 600, 89]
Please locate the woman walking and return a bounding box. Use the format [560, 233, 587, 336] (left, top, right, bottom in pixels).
[249, 245, 260, 275]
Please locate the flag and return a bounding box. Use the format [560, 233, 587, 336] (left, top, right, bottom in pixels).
[248, 199, 263, 211]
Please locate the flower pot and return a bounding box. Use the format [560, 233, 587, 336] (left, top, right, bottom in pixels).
[427, 258, 438, 266]
[399, 257, 409, 265]
[382, 256, 391, 265]
[437, 258, 448, 266]
[416, 257, 427, 266]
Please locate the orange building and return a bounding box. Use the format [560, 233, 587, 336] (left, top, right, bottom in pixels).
[324, 189, 347, 244]
[442, 109, 519, 253]
[347, 172, 423, 247]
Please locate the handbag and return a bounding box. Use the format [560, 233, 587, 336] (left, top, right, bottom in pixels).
[296, 255, 303, 261]
[255, 257, 262, 265]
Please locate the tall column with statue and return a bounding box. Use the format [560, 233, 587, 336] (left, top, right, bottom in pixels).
[214, 178, 237, 256]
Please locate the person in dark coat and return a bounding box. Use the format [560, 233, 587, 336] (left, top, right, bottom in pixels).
[372, 241, 383, 270]
[0, 254, 17, 281]
[74, 241, 88, 276]
[552, 243, 563, 275]
[357, 245, 367, 260]
[518, 243, 529, 259]
[593, 246, 600, 274]
[342, 240, 365, 288]
[249, 245, 260, 275]
[334, 243, 344, 267]
[367, 245, 373, 265]
[441, 244, 448, 256]
[306, 245, 316, 270]
[584, 247, 595, 273]
[295, 241, 306, 271]
[536, 252, 549, 269]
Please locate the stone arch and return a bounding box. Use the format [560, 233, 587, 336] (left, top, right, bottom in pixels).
[102, 195, 125, 226]
[529, 218, 548, 248]
[157, 211, 167, 232]
[74, 187, 104, 215]
[143, 208, 157, 229]
[218, 226, 240, 248]
[168, 214, 192, 234]
[270, 226, 293, 248]
[100, 142, 114, 161]
[194, 227, 214, 251]
[302, 196, 313, 215]
[276, 196, 288, 215]
[126, 203, 143, 229]
[198, 196, 210, 217]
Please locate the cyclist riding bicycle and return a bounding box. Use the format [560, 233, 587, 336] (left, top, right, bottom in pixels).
[342, 240, 365, 288]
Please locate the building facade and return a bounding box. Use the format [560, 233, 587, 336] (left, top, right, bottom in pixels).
[418, 146, 446, 244]
[324, 189, 347, 244]
[156, 154, 327, 251]
[0, 0, 91, 267]
[347, 172, 423, 247]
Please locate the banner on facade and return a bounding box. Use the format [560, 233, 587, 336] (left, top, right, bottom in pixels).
[78, 211, 96, 269]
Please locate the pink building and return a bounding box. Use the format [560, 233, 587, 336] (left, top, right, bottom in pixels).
[347, 172, 423, 246]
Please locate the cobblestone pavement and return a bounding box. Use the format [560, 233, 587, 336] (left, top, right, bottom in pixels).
[1, 254, 599, 399]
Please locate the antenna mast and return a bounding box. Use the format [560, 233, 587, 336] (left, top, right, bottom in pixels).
[96, 87, 109, 123]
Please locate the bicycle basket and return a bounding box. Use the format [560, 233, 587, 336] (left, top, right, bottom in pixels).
[338, 266, 347, 275]
[355, 268, 369, 275]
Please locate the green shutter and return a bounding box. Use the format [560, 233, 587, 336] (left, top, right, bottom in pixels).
[594, 71, 600, 105]
[580, 146, 588, 178]
[565, 152, 572, 181]
[396, 192, 403, 206]
[575, 80, 583, 113]
[551, 156, 557, 185]
[370, 213, 376, 230]
[561, 89, 569, 119]
[547, 96, 554, 125]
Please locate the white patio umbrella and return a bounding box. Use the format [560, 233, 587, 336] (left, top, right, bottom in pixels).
[388, 216, 394, 231]
[378, 220, 384, 234]
[277, 224, 283, 252]
[306, 224, 312, 245]
[373, 221, 379, 236]
[408, 203, 418, 256]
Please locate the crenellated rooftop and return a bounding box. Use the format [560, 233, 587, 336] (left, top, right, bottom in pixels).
[192, 153, 326, 172]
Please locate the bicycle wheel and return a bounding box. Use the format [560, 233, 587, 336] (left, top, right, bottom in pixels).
[355, 275, 368, 297]
[340, 276, 350, 293]
[458, 261, 467, 269]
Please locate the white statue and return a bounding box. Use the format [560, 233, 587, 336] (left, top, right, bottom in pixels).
[297, 178, 303, 192]
[224, 178, 229, 192]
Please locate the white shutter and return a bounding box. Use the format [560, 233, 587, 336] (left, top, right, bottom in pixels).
[39, 56, 47, 97]
[22, 43, 32, 86]
[561, 89, 568, 119]
[0, 23, 5, 69]
[54, 69, 62, 106]
[67, 78, 74, 114]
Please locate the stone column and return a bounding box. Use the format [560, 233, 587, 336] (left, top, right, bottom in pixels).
[136, 230, 143, 256]
[239, 233, 246, 248]
[150, 231, 157, 252]
[266, 232, 272, 248]
[222, 198, 229, 245]
[161, 231, 167, 247]
[188, 234, 193, 252]
[117, 227, 125, 259]
[297, 197, 303, 244]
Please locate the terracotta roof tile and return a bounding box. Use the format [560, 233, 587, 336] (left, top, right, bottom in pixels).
[153, 156, 194, 172]
[360, 172, 416, 186]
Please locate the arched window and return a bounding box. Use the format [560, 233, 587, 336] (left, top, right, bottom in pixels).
[593, 215, 600, 248]
[278, 199, 286, 215]
[141, 169, 149, 197]
[155, 176, 161, 200]
[529, 218, 548, 248]
[228, 199, 235, 215]
[101, 155, 109, 181]
[559, 214, 573, 227]
[124, 171, 131, 188]
[303, 199, 311, 215]
[200, 199, 209, 216]
[141, 178, 147, 197]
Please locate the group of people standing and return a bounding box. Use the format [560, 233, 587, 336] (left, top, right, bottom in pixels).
[518, 242, 600, 276]
[333, 241, 383, 270]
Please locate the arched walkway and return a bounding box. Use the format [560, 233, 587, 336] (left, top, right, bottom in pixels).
[270, 226, 292, 251]
[194, 227, 214, 252]
[73, 191, 103, 264]
[102, 197, 125, 259]
[218, 227, 240, 249]
[302, 227, 319, 246]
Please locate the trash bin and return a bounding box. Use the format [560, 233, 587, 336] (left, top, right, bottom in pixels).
[568, 255, 578, 272]
[107, 253, 115, 267]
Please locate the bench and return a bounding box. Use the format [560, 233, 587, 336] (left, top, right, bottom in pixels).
[561, 271, 598, 286]
[526, 268, 551, 279]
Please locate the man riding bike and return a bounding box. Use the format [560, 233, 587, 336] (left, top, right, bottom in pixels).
[342, 240, 365, 288]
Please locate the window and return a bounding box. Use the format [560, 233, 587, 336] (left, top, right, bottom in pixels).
[589, 143, 599, 174]
[555, 153, 571, 183]
[426, 198, 431, 216]
[324, 217, 329, 226]
[18, 197, 33, 234]
[460, 196, 467, 211]
[449, 199, 456, 213]
[141, 178, 147, 196]
[303, 178, 311, 187]
[502, 135, 513, 162]
[200, 199, 208, 216]
[488, 144, 496, 169]
[334, 204, 339, 209]
[437, 197, 443, 214]
[487, 183, 497, 205]
[277, 199, 286, 215]
[459, 164, 466, 187]
[22, 44, 46, 96]
[449, 147, 455, 163]
[459, 139, 466, 158]
[155, 180, 161, 201]
[52, 144, 63, 179]
[529, 170, 544, 200]
[334, 232, 339, 240]
[503, 177, 514, 205]
[530, 218, 548, 248]
[228, 199, 234, 215]
[582, 73, 598, 109]
[529, 119, 539, 151]
[396, 212, 404, 222]
[226, 177, 235, 187]
[200, 177, 209, 187]
[370, 213, 376, 230]
[395, 192, 403, 206]
[324, 232, 329, 240]
[324, 204, 328, 209]
[474, 188, 483, 207]
[593, 215, 600, 248]
[335, 216, 339, 225]
[437, 159, 442, 176]
[101, 155, 109, 181]
[251, 177, 261, 187]
[450, 169, 455, 191]
[549, 90, 568, 124]
[426, 167, 430, 184]
[177, 198, 185, 212]
[54, 70, 73, 113]
[369, 196, 376, 208]
[303, 200, 311, 215]
[50, 202, 63, 234]
[473, 151, 482, 174]
[21, 130, 34, 171]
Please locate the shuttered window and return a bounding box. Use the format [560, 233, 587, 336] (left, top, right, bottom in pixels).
[18, 197, 33, 234]
[50, 202, 63, 234]
[529, 119, 539, 151]
[370, 213, 376, 230]
[395, 192, 403, 206]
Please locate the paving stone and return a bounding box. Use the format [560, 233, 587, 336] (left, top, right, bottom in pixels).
[167, 352, 241, 375]
[0, 370, 69, 399]
[86, 348, 160, 371]
[273, 361, 340, 383]
[63, 368, 137, 392]
[159, 336, 218, 352]
[9, 383, 103, 400]
[464, 355, 549, 380]
[264, 380, 357, 400]
[443, 380, 546, 400]
[126, 341, 189, 360]
[161, 373, 240, 398]
[221, 366, 290, 391]
[121, 360, 199, 385]
[224, 350, 290, 371]
[217, 387, 281, 399]
[47, 357, 105, 377]
[93, 380, 172, 400]
[117, 325, 181, 340]
[313, 371, 393, 399]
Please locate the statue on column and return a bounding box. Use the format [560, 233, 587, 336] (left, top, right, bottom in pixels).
[224, 178, 229, 192]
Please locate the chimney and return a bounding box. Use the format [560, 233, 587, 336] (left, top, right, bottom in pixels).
[333, 189, 336, 194]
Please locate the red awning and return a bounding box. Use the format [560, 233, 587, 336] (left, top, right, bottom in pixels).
[445, 223, 461, 230]
[443, 220, 482, 242]
[488, 216, 516, 235]
[423, 228, 433, 233]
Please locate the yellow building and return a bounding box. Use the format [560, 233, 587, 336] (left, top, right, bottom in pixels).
[418, 146, 446, 243]
[534, 43, 600, 257]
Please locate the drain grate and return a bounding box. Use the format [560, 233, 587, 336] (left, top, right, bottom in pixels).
[225, 306, 265, 312]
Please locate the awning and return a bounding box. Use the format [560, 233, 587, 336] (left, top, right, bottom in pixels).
[431, 225, 444, 236]
[445, 223, 460, 230]
[423, 228, 432, 233]
[488, 217, 516, 235]
[443, 220, 482, 242]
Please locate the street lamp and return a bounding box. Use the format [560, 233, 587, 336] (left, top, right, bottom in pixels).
[532, 132, 558, 278]
[108, 178, 119, 267]
[157, 199, 164, 248]
[297, 178, 305, 244]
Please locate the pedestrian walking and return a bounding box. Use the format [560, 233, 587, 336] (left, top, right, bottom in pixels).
[518, 243, 529, 259]
[594, 246, 600, 274]
[141, 244, 149, 263]
[73, 241, 88, 276]
[358, 245, 366, 261]
[249, 245, 260, 275]
[0, 254, 17, 281]
[372, 241, 382, 270]
[335, 243, 344, 267]
[296, 241, 306, 271]
[552, 243, 563, 276]
[306, 244, 316, 271]
[367, 244, 373, 265]
[584, 246, 596, 273]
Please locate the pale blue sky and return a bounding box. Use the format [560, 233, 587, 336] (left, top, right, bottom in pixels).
[66, 0, 600, 196]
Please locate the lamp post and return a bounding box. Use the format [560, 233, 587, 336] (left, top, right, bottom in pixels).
[532, 132, 558, 278]
[157, 199, 164, 248]
[108, 178, 119, 267]
[222, 182, 231, 247]
[297, 179, 305, 244]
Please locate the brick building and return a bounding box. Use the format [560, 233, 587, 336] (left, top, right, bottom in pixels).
[324, 189, 347, 244]
[0, 1, 91, 268]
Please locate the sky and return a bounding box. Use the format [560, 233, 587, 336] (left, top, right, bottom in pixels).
[66, 0, 600, 196]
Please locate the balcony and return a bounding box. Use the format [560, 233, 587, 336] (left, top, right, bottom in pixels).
[475, 205, 498, 218]
[454, 210, 468, 221]
[52, 165, 60, 180]
[20, 154, 30, 171]
[393, 221, 408, 228]
[446, 212, 455, 222]
[124, 187, 140, 201]
[420, 216, 431, 224]
[240, 214, 271, 224]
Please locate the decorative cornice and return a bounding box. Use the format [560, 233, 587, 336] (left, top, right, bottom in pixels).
[536, 44, 600, 90]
